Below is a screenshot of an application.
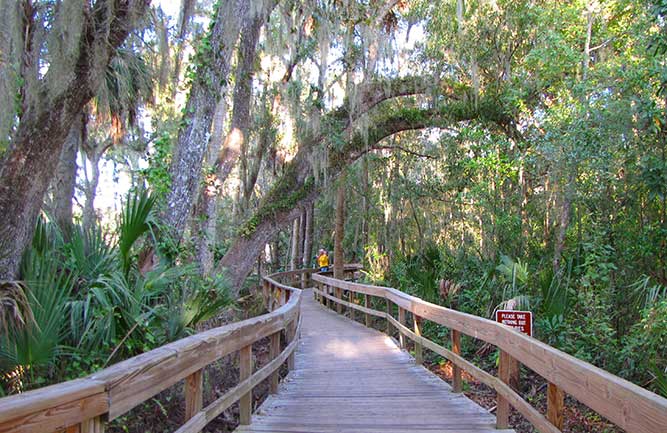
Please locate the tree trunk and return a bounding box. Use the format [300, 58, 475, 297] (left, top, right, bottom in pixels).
[302, 202, 314, 268]
[0, 0, 149, 280]
[161, 0, 248, 241]
[215, 77, 481, 293]
[52, 112, 83, 233]
[298, 208, 306, 266]
[553, 174, 574, 274]
[191, 3, 274, 272]
[194, 98, 228, 276]
[82, 150, 102, 233]
[270, 238, 281, 272]
[334, 174, 346, 279]
[289, 218, 300, 271]
[212, 4, 273, 187]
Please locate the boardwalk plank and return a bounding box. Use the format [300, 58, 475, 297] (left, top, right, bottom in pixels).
[235, 289, 515, 433]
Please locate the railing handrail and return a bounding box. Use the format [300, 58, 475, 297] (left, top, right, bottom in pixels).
[0, 269, 307, 433]
[312, 273, 667, 433]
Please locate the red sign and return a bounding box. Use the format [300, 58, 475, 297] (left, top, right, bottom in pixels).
[495, 310, 533, 337]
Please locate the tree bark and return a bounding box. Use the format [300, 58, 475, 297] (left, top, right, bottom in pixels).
[553, 173, 575, 274]
[302, 202, 314, 268]
[51, 112, 83, 233]
[212, 3, 274, 188]
[161, 0, 248, 241]
[0, 0, 149, 280]
[289, 218, 300, 271]
[191, 3, 275, 273]
[334, 174, 346, 279]
[82, 150, 102, 233]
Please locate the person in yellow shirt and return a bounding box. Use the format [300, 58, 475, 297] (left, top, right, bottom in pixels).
[317, 249, 329, 272]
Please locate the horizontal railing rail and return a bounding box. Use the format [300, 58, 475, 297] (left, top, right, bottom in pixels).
[0, 269, 309, 433]
[312, 273, 667, 433]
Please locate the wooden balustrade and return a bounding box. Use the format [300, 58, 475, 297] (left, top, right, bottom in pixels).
[0, 270, 309, 433]
[311, 273, 667, 433]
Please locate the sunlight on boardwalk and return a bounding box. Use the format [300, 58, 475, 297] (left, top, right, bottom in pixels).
[235, 289, 514, 433]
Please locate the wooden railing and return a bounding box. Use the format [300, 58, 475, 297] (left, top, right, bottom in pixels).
[312, 273, 667, 433]
[0, 269, 308, 433]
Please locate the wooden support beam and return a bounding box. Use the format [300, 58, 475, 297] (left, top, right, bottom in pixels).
[349, 291, 355, 321]
[336, 288, 342, 314]
[364, 294, 371, 327]
[497, 350, 512, 429]
[385, 299, 392, 335]
[239, 345, 253, 425]
[286, 318, 297, 371]
[269, 332, 281, 394]
[451, 329, 462, 393]
[262, 280, 268, 310]
[547, 382, 564, 430]
[398, 307, 406, 349]
[413, 315, 423, 365]
[81, 416, 105, 433]
[185, 370, 203, 424]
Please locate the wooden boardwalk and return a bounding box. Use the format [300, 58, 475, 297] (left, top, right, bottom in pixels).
[236, 289, 514, 433]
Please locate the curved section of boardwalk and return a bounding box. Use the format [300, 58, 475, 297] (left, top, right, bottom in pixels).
[236, 289, 514, 433]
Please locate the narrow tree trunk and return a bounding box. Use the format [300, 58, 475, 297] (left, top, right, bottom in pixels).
[553, 174, 574, 274]
[298, 208, 306, 266]
[334, 174, 346, 279]
[270, 238, 281, 272]
[82, 151, 102, 233]
[52, 112, 83, 233]
[303, 202, 314, 268]
[289, 218, 300, 271]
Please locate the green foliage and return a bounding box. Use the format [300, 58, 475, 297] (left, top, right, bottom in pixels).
[118, 188, 156, 274]
[0, 191, 232, 394]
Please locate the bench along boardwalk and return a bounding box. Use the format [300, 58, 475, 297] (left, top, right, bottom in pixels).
[236, 286, 508, 433]
[0, 266, 666, 433]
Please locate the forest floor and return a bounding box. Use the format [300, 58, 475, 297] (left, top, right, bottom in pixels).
[425, 359, 623, 433]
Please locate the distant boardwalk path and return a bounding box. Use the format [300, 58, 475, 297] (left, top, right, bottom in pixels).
[236, 289, 513, 433]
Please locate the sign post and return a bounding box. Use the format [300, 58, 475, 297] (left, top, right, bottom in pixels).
[495, 309, 532, 402]
[495, 310, 533, 337]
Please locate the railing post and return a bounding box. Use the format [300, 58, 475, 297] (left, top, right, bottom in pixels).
[349, 290, 355, 321]
[239, 344, 253, 425]
[451, 329, 462, 393]
[496, 350, 512, 429]
[275, 287, 282, 308]
[413, 315, 423, 365]
[547, 382, 565, 429]
[336, 287, 342, 314]
[385, 298, 391, 335]
[398, 307, 406, 349]
[364, 294, 371, 327]
[269, 331, 281, 394]
[185, 369, 203, 424]
[286, 318, 297, 371]
[262, 279, 270, 310]
[81, 416, 105, 433]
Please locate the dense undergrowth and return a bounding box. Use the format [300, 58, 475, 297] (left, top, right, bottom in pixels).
[0, 189, 234, 396]
[362, 242, 667, 398]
